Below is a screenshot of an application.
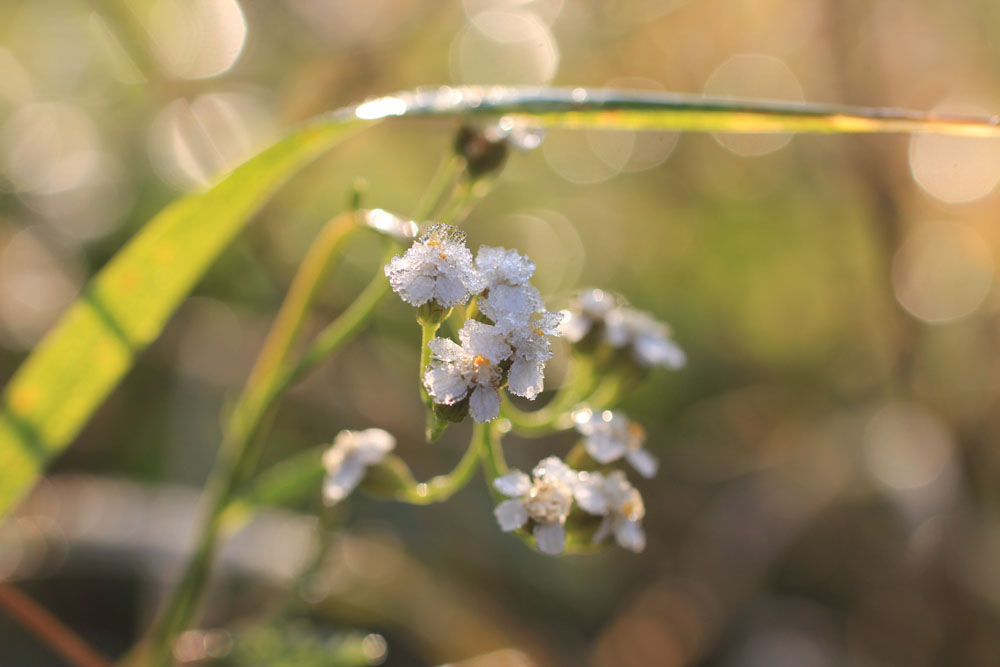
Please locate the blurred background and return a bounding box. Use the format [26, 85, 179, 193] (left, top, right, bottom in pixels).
[3, 0, 1000, 664]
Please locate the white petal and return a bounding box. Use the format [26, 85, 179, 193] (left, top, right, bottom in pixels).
[573, 473, 610, 515]
[584, 435, 628, 464]
[323, 458, 366, 505]
[354, 428, 396, 464]
[459, 320, 511, 364]
[533, 456, 577, 486]
[423, 365, 469, 404]
[494, 471, 532, 497]
[635, 335, 686, 369]
[533, 522, 566, 555]
[626, 448, 659, 479]
[494, 499, 529, 531]
[507, 357, 544, 400]
[427, 337, 465, 363]
[615, 519, 646, 553]
[475, 246, 535, 286]
[480, 284, 542, 326]
[592, 516, 614, 544]
[469, 385, 501, 422]
[558, 313, 591, 342]
[432, 274, 471, 307]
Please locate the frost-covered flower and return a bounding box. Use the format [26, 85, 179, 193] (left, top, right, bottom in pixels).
[573, 408, 658, 478]
[504, 309, 564, 400]
[475, 246, 535, 288]
[385, 224, 483, 307]
[493, 456, 586, 555]
[575, 470, 647, 553]
[423, 320, 511, 422]
[322, 428, 396, 505]
[475, 248, 564, 401]
[558, 288, 619, 342]
[605, 307, 686, 369]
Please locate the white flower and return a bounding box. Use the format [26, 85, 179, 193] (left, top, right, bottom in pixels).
[574, 470, 647, 553]
[505, 309, 564, 400]
[478, 281, 564, 401]
[557, 288, 618, 342]
[605, 307, 686, 369]
[573, 408, 658, 478]
[322, 428, 396, 505]
[559, 289, 685, 370]
[475, 246, 535, 287]
[493, 456, 587, 555]
[385, 224, 483, 307]
[423, 320, 511, 422]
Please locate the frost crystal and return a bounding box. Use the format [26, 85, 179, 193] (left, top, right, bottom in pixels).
[475, 246, 536, 288]
[385, 224, 483, 307]
[492, 456, 590, 556]
[573, 408, 658, 478]
[322, 428, 396, 505]
[423, 320, 511, 422]
[575, 470, 647, 553]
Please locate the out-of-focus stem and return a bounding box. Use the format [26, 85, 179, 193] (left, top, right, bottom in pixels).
[478, 421, 508, 483]
[501, 356, 597, 436]
[141, 213, 361, 666]
[0, 583, 111, 667]
[395, 435, 483, 504]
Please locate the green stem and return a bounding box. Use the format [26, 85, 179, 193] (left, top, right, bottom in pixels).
[478, 421, 508, 483]
[395, 435, 483, 504]
[413, 154, 463, 221]
[419, 319, 440, 405]
[141, 213, 362, 666]
[288, 244, 398, 386]
[501, 356, 596, 436]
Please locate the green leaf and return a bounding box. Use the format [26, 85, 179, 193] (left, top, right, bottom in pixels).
[0, 119, 368, 515]
[3, 85, 1000, 519]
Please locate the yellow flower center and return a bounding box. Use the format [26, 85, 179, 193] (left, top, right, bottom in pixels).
[473, 355, 491, 370]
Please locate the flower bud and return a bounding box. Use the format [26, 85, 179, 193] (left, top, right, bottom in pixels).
[455, 124, 509, 179]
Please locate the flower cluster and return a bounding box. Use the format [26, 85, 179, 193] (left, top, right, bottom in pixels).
[560, 288, 686, 370]
[493, 456, 648, 555]
[387, 225, 563, 422]
[322, 428, 396, 505]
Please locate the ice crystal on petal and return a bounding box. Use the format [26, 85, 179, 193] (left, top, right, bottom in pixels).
[492, 456, 583, 556]
[385, 224, 483, 307]
[322, 428, 396, 505]
[423, 320, 509, 422]
[475, 246, 535, 287]
[575, 409, 658, 478]
[577, 470, 647, 553]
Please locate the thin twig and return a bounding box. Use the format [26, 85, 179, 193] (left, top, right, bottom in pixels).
[0, 582, 112, 667]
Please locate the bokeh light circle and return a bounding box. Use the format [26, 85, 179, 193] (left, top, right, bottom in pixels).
[892, 221, 993, 323]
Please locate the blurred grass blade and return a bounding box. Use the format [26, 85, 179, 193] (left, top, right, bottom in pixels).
[3, 85, 1000, 520]
[0, 120, 367, 516]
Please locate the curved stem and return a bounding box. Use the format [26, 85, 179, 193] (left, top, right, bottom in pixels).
[141, 213, 363, 666]
[395, 435, 483, 504]
[478, 421, 508, 484]
[501, 356, 597, 436]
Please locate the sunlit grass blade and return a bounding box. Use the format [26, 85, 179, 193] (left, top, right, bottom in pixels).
[3, 84, 999, 521]
[344, 86, 1000, 137]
